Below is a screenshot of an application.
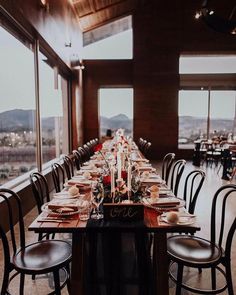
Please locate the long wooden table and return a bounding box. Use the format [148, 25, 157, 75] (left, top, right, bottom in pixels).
[29, 206, 200, 295]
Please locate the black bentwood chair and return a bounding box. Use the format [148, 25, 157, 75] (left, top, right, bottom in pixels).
[0, 188, 71, 295]
[30, 172, 53, 241]
[51, 163, 66, 193]
[167, 184, 236, 295]
[63, 155, 75, 180]
[182, 169, 206, 214]
[169, 159, 186, 196]
[162, 153, 175, 184]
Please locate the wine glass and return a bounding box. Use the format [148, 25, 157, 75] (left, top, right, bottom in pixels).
[131, 172, 141, 201]
[91, 182, 104, 219]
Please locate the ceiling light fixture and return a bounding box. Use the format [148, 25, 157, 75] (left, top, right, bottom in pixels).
[195, 0, 236, 35]
[70, 59, 85, 70]
[39, 0, 49, 12]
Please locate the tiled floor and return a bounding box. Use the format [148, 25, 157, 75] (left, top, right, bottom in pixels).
[0, 161, 235, 294]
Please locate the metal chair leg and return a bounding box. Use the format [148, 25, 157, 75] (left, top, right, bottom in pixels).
[53, 271, 61, 295]
[211, 267, 216, 290]
[226, 263, 234, 295]
[20, 273, 25, 295]
[175, 264, 183, 295]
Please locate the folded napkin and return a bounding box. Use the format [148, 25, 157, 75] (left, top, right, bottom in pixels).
[47, 199, 89, 212]
[141, 178, 163, 184]
[138, 166, 153, 172]
[67, 179, 91, 186]
[53, 191, 79, 199]
[144, 197, 180, 207]
[132, 158, 149, 162]
[48, 199, 80, 212]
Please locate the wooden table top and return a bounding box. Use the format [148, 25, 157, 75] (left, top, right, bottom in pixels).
[29, 206, 200, 234]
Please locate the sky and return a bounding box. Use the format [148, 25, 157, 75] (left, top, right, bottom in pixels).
[179, 90, 236, 119]
[179, 56, 236, 74]
[82, 29, 133, 59]
[99, 88, 133, 119]
[0, 27, 63, 117]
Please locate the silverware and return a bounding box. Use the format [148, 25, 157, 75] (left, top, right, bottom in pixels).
[37, 219, 71, 223]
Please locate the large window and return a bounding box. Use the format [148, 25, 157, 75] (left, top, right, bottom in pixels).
[0, 25, 36, 185]
[0, 22, 71, 187]
[39, 53, 69, 166]
[179, 55, 236, 149]
[82, 16, 133, 59]
[99, 88, 133, 138]
[179, 90, 236, 148]
[179, 90, 208, 148]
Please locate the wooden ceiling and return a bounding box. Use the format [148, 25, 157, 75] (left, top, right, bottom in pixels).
[72, 0, 136, 32]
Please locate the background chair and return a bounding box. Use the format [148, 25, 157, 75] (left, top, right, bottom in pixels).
[51, 162, 66, 192]
[143, 141, 152, 157]
[182, 169, 206, 214]
[0, 188, 71, 295]
[72, 150, 82, 170]
[162, 153, 175, 184]
[63, 155, 74, 179]
[169, 159, 186, 196]
[167, 184, 236, 295]
[30, 172, 54, 241]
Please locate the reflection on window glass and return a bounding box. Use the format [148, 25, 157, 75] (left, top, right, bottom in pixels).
[39, 53, 69, 166]
[210, 91, 236, 138]
[0, 26, 36, 185]
[178, 90, 208, 148]
[99, 88, 133, 139]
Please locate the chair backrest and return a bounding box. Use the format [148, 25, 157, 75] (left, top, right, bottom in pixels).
[72, 150, 82, 170]
[143, 142, 152, 157]
[210, 184, 236, 260]
[30, 172, 50, 214]
[0, 188, 25, 254]
[183, 169, 206, 214]
[63, 155, 74, 179]
[162, 153, 175, 183]
[170, 159, 186, 196]
[51, 162, 65, 192]
[0, 189, 26, 294]
[78, 146, 88, 163]
[83, 144, 91, 161]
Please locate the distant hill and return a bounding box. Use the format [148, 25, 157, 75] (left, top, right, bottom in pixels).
[0, 109, 55, 132]
[100, 114, 132, 134]
[179, 115, 235, 138]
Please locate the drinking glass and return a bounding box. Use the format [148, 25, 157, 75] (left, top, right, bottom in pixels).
[91, 182, 104, 219]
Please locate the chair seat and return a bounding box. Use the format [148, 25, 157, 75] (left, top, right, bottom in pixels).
[167, 236, 222, 267]
[13, 240, 72, 274]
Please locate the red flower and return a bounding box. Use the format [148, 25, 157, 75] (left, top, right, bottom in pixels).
[94, 143, 103, 152]
[121, 170, 127, 180]
[103, 175, 111, 186]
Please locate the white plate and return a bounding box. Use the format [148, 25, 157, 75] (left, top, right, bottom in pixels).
[161, 216, 195, 226]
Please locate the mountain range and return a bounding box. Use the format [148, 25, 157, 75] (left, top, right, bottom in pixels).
[0, 109, 54, 132]
[100, 114, 132, 133]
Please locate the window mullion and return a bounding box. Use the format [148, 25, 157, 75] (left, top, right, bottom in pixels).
[34, 39, 42, 172]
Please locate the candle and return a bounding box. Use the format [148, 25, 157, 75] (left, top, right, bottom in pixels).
[127, 164, 132, 191]
[111, 166, 115, 194]
[117, 152, 122, 179]
[120, 152, 125, 169]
